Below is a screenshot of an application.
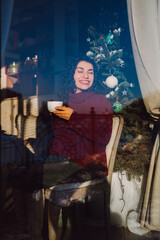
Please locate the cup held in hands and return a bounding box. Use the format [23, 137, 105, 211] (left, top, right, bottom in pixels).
[47, 101, 63, 112]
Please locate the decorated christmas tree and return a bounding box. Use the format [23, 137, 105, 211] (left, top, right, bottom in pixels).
[86, 26, 135, 113]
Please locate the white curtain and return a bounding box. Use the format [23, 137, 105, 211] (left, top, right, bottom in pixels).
[127, 0, 160, 231]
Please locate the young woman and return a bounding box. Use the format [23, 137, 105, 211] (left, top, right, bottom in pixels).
[49, 56, 113, 175]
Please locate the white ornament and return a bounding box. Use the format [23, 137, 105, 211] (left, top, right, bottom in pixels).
[130, 83, 134, 87]
[113, 28, 121, 35]
[110, 50, 117, 56]
[110, 34, 114, 39]
[122, 90, 127, 95]
[110, 91, 115, 96]
[118, 58, 124, 67]
[95, 53, 105, 59]
[115, 87, 119, 91]
[103, 75, 118, 88]
[106, 94, 110, 98]
[113, 29, 118, 34]
[86, 51, 94, 57]
[87, 38, 90, 42]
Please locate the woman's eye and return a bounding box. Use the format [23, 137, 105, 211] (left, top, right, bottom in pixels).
[88, 72, 93, 74]
[78, 71, 83, 73]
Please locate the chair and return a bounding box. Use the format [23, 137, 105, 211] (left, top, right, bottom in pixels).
[0, 96, 44, 239]
[44, 115, 124, 240]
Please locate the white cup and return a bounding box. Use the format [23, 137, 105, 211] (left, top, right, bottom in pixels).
[47, 101, 63, 112]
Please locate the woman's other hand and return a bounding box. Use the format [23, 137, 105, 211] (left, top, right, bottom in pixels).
[54, 106, 74, 120]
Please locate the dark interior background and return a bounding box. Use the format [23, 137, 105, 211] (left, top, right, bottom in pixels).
[5, 0, 141, 98]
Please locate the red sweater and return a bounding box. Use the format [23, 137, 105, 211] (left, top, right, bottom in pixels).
[49, 91, 113, 171]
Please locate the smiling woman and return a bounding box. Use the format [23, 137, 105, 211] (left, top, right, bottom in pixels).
[48, 55, 113, 175]
[74, 61, 94, 93]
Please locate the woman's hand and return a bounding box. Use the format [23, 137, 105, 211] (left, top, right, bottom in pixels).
[54, 106, 74, 120]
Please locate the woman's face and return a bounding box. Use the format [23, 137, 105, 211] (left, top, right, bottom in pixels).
[74, 61, 94, 93]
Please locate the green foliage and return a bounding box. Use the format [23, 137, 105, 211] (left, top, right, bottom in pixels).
[114, 98, 154, 180]
[87, 26, 124, 76]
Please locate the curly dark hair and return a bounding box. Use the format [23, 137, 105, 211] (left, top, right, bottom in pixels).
[58, 55, 105, 103]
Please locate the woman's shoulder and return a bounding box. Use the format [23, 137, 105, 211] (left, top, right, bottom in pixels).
[90, 93, 113, 113]
[91, 92, 111, 103]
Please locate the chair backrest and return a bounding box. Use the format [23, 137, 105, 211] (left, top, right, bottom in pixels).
[16, 114, 37, 140]
[1, 97, 19, 136]
[106, 115, 124, 184]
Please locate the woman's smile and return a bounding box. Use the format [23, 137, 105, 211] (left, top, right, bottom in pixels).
[74, 61, 94, 93]
[79, 79, 90, 85]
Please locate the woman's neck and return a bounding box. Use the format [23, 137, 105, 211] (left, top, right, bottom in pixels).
[75, 88, 82, 94]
